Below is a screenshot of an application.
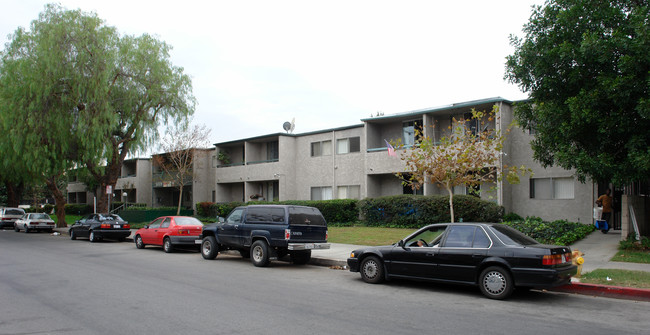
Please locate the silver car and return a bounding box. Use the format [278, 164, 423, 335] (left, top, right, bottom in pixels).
[0, 207, 26, 229]
[14, 213, 56, 233]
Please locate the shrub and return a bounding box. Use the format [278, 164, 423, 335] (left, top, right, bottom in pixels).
[619, 233, 650, 251]
[503, 217, 595, 245]
[64, 204, 93, 215]
[196, 200, 358, 224]
[503, 212, 523, 221]
[358, 194, 504, 228]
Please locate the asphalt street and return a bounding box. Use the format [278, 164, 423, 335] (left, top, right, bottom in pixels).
[1, 230, 648, 335]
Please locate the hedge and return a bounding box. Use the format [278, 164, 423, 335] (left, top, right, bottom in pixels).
[503, 216, 595, 245]
[358, 194, 504, 228]
[196, 199, 359, 224]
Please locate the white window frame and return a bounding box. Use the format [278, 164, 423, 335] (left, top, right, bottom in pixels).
[311, 187, 333, 200]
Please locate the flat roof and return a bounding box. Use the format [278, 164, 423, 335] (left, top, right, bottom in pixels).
[360, 97, 515, 122]
[215, 124, 364, 146]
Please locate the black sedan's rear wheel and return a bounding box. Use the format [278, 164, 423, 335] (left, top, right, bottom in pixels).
[70, 230, 76, 240]
[201, 236, 218, 260]
[89, 230, 98, 242]
[479, 266, 513, 300]
[360, 256, 384, 284]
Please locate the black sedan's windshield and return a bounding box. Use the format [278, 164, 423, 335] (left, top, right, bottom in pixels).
[489, 225, 538, 246]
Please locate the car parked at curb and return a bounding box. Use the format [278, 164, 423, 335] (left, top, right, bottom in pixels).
[0, 207, 26, 229]
[198, 205, 330, 267]
[347, 222, 577, 300]
[14, 213, 55, 233]
[134, 216, 203, 253]
[69, 213, 131, 242]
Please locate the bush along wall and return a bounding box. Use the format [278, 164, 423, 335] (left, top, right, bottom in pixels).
[358, 194, 504, 228]
[196, 199, 358, 224]
[503, 216, 595, 246]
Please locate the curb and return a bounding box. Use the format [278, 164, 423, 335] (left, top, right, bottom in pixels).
[550, 282, 650, 302]
[309, 257, 347, 268]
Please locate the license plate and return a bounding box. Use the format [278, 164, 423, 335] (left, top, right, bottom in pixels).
[304, 243, 314, 249]
[113, 224, 121, 228]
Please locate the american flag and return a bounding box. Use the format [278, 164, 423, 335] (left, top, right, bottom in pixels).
[385, 139, 397, 157]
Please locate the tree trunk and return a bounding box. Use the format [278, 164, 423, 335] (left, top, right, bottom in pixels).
[44, 177, 67, 228]
[445, 183, 455, 223]
[176, 187, 183, 215]
[5, 181, 24, 207]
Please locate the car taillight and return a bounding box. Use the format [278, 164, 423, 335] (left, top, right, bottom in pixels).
[543, 253, 572, 265]
[285, 229, 291, 240]
[123, 224, 130, 229]
[178, 229, 190, 235]
[326, 230, 328, 240]
[100, 224, 111, 229]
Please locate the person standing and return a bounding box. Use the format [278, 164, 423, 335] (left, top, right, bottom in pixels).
[596, 189, 613, 226]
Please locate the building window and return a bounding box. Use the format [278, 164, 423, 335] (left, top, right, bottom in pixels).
[336, 137, 360, 154]
[403, 121, 422, 146]
[530, 177, 574, 199]
[311, 140, 332, 157]
[267, 141, 279, 160]
[337, 185, 360, 199]
[311, 187, 332, 200]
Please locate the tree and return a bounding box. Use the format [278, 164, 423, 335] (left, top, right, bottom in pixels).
[0, 4, 118, 226]
[505, 0, 650, 185]
[84, 31, 195, 213]
[0, 4, 195, 223]
[398, 107, 529, 222]
[154, 124, 211, 215]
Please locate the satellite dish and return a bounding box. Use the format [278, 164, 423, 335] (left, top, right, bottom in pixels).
[290, 117, 295, 133]
[282, 121, 291, 133]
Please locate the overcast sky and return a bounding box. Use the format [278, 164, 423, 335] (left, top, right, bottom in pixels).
[1, 0, 544, 147]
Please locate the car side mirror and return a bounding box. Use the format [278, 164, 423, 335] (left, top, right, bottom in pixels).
[217, 217, 225, 223]
[398, 240, 406, 249]
[144, 225, 149, 229]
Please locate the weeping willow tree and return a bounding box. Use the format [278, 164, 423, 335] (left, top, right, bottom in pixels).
[0, 4, 195, 224]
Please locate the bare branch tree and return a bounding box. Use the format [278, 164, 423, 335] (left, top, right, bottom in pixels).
[154, 124, 211, 215]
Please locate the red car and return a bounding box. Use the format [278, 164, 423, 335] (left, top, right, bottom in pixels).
[134, 216, 203, 253]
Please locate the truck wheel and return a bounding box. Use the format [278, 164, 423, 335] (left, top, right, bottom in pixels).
[201, 236, 219, 260]
[290, 250, 312, 265]
[251, 240, 270, 267]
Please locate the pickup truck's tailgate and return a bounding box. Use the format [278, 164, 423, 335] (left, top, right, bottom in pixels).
[289, 224, 328, 242]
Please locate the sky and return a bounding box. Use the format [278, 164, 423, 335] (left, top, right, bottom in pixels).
[0, 0, 544, 147]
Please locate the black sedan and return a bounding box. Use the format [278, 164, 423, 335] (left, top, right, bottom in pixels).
[347, 223, 577, 300]
[69, 213, 131, 242]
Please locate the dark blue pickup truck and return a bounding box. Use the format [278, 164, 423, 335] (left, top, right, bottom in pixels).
[197, 205, 330, 267]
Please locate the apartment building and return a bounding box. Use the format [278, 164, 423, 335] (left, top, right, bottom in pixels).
[151, 148, 216, 209]
[213, 97, 596, 223]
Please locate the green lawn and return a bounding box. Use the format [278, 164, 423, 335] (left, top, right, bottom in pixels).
[579, 269, 650, 289]
[611, 250, 650, 264]
[327, 226, 415, 246]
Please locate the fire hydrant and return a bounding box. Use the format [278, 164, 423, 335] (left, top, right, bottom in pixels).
[572, 250, 585, 277]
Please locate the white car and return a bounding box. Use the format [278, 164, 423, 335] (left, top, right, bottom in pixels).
[14, 213, 56, 233]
